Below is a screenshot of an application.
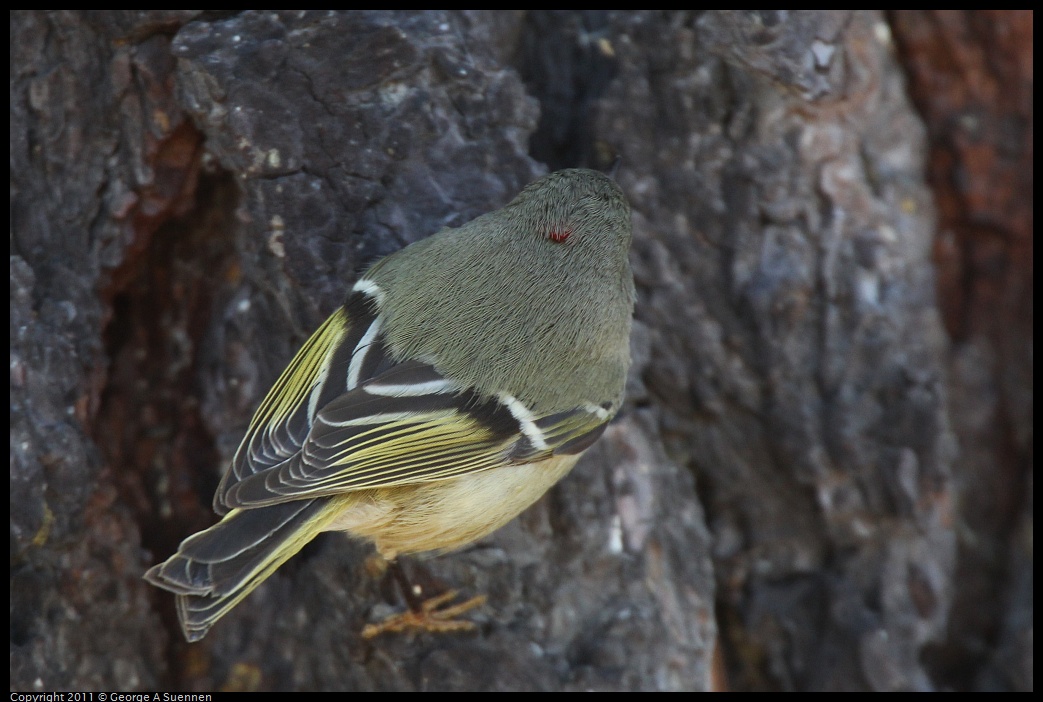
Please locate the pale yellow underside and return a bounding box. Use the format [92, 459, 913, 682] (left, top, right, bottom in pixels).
[324, 454, 581, 559]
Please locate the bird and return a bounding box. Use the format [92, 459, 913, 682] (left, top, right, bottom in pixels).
[144, 167, 635, 641]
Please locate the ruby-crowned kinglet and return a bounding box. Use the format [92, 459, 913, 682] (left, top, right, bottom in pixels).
[144, 168, 635, 641]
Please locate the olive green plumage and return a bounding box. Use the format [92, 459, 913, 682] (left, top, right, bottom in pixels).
[368, 169, 633, 413]
[144, 168, 635, 641]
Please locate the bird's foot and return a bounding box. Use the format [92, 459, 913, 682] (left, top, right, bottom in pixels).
[361, 590, 487, 638]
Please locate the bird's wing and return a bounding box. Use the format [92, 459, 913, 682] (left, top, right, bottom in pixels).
[214, 287, 611, 512]
[213, 289, 384, 513]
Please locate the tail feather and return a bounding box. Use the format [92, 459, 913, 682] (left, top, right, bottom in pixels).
[145, 498, 341, 642]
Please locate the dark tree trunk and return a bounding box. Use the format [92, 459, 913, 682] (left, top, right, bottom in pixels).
[10, 10, 1031, 691]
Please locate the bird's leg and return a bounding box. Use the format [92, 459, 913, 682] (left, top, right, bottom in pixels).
[361, 559, 487, 639]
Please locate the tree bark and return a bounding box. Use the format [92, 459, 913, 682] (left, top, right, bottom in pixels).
[10, 10, 1031, 691]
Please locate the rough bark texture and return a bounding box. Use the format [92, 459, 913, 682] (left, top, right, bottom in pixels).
[889, 10, 1033, 691]
[10, 10, 1031, 691]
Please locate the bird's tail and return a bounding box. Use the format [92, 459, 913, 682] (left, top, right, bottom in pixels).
[144, 497, 345, 641]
